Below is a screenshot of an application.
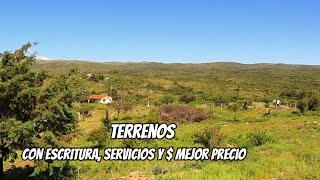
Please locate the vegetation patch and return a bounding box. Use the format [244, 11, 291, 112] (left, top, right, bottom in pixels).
[193, 126, 226, 148]
[159, 104, 210, 122]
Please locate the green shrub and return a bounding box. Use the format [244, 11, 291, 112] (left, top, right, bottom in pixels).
[229, 130, 274, 148]
[247, 130, 273, 147]
[179, 94, 196, 104]
[193, 126, 225, 148]
[121, 139, 140, 148]
[101, 109, 111, 131]
[152, 166, 168, 175]
[297, 99, 308, 113]
[183, 161, 206, 170]
[32, 161, 76, 179]
[160, 95, 175, 104]
[147, 109, 160, 123]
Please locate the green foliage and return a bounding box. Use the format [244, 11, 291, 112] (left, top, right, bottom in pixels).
[296, 91, 320, 113]
[160, 95, 174, 104]
[0, 119, 34, 163]
[247, 130, 273, 147]
[193, 126, 225, 148]
[101, 109, 111, 131]
[32, 161, 76, 179]
[34, 60, 320, 110]
[0, 44, 80, 176]
[227, 102, 241, 121]
[179, 94, 196, 104]
[121, 139, 139, 148]
[307, 94, 320, 111]
[228, 129, 274, 148]
[76, 103, 94, 121]
[147, 109, 160, 123]
[0, 43, 41, 176]
[109, 88, 120, 101]
[2, 46, 320, 179]
[297, 99, 308, 113]
[152, 166, 168, 175]
[87, 128, 109, 148]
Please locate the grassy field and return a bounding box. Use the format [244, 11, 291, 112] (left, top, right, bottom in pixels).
[63, 104, 319, 179]
[4, 60, 320, 179]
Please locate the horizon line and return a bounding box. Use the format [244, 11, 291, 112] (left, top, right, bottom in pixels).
[35, 58, 320, 66]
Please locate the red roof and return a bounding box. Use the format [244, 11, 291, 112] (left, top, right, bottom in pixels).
[88, 94, 110, 100]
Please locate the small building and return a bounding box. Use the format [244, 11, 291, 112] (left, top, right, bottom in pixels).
[87, 94, 112, 104]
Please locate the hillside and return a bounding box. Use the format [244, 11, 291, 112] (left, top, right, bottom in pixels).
[34, 60, 320, 103]
[3, 57, 320, 179]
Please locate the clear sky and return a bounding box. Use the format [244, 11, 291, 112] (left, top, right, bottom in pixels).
[0, 0, 319, 64]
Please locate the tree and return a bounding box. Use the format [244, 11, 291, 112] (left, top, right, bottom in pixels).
[112, 101, 122, 120]
[307, 94, 320, 111]
[297, 99, 308, 113]
[0, 43, 40, 177]
[78, 104, 94, 121]
[34, 72, 79, 136]
[102, 109, 111, 131]
[0, 43, 79, 176]
[110, 87, 120, 101]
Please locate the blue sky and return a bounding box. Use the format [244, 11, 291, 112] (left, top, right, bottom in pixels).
[0, 0, 319, 64]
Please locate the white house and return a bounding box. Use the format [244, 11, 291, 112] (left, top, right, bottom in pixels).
[87, 94, 112, 104]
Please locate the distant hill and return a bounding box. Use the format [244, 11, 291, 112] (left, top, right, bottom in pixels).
[34, 59, 320, 73]
[33, 60, 320, 101]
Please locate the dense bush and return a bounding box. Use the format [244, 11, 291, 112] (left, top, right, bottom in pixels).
[296, 91, 320, 113]
[179, 94, 196, 104]
[297, 96, 320, 113]
[32, 161, 76, 179]
[78, 104, 94, 121]
[193, 126, 225, 148]
[159, 104, 210, 122]
[229, 130, 274, 147]
[247, 130, 273, 147]
[297, 99, 308, 113]
[121, 139, 140, 148]
[160, 95, 175, 104]
[152, 166, 168, 175]
[307, 95, 320, 111]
